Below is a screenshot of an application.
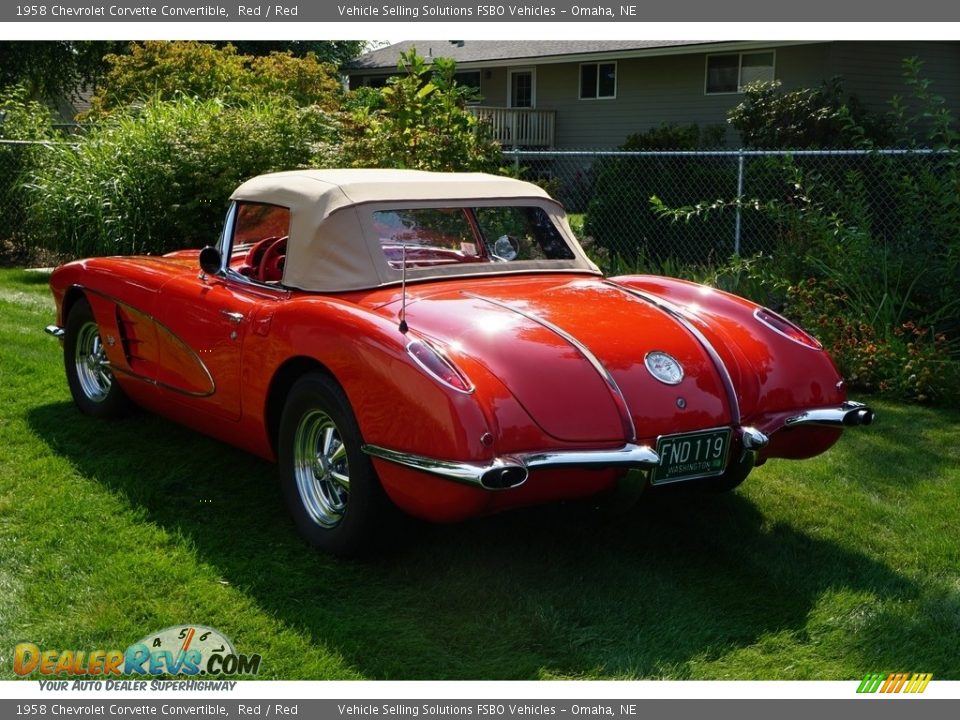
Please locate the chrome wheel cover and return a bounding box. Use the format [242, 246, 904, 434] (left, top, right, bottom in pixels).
[74, 321, 113, 402]
[293, 410, 350, 528]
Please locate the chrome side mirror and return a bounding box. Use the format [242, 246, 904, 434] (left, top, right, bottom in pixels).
[199, 246, 222, 275]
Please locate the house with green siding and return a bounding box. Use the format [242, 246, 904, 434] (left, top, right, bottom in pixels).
[348, 40, 960, 148]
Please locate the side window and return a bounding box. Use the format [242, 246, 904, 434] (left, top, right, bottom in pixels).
[232, 202, 291, 283]
[233, 202, 290, 247]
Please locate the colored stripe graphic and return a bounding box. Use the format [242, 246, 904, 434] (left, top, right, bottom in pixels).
[858, 672, 931, 694]
[904, 673, 933, 693]
[857, 673, 885, 693]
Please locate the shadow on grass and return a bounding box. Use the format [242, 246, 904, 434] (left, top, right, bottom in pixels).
[28, 400, 928, 679]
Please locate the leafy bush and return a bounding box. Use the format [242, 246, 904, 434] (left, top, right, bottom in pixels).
[28, 97, 334, 256]
[584, 123, 731, 267]
[786, 279, 958, 403]
[728, 78, 895, 148]
[89, 41, 342, 114]
[649, 59, 960, 404]
[340, 49, 501, 172]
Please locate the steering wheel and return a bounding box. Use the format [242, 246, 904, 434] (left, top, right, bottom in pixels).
[258, 236, 287, 283]
[241, 236, 278, 277]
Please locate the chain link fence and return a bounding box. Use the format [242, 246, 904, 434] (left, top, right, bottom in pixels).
[506, 148, 955, 268]
[1, 140, 954, 270]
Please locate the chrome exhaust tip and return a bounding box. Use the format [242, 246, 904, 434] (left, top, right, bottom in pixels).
[842, 406, 876, 426]
[479, 465, 528, 490]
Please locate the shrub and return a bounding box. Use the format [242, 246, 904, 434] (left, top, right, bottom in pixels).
[785, 279, 959, 404]
[584, 123, 731, 267]
[649, 59, 960, 404]
[89, 41, 342, 114]
[728, 78, 896, 149]
[340, 49, 501, 172]
[28, 97, 335, 257]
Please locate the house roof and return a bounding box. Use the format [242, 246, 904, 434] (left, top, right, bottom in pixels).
[350, 40, 723, 72]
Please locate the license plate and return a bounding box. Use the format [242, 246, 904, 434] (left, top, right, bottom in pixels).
[653, 428, 731, 485]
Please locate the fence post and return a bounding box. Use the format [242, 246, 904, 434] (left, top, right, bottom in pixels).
[734, 150, 745, 256]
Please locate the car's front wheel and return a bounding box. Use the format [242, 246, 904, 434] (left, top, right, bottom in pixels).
[278, 373, 392, 556]
[63, 297, 131, 418]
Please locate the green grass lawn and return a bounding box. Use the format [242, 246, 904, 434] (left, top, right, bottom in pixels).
[1, 267, 958, 680]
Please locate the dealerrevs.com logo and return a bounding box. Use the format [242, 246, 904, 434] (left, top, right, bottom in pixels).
[14, 625, 261, 678]
[857, 672, 933, 694]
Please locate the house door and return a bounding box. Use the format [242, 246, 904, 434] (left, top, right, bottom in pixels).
[507, 69, 535, 146]
[508, 69, 535, 108]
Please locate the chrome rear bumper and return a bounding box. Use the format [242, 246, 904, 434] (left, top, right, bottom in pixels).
[363, 428, 772, 492]
[363, 442, 661, 491]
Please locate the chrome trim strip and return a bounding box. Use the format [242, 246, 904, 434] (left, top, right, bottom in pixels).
[785, 401, 875, 428]
[45, 325, 65, 339]
[463, 291, 637, 443]
[362, 442, 660, 491]
[80, 286, 217, 398]
[604, 281, 742, 425]
[108, 365, 216, 399]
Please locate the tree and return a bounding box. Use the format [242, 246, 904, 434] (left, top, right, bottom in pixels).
[89, 41, 343, 115]
[0, 41, 124, 103]
[340, 49, 501, 172]
[213, 41, 367, 68]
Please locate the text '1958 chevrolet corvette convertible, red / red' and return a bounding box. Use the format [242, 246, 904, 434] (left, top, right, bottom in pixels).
[46, 169, 874, 554]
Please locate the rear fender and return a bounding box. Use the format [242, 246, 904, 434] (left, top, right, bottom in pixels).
[611, 275, 846, 420]
[253, 299, 501, 464]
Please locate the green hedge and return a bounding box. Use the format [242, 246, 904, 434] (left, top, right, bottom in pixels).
[27, 97, 337, 257]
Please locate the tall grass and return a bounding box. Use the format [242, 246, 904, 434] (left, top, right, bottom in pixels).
[27, 97, 336, 257]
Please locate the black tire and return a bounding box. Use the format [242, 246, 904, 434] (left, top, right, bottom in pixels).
[63, 297, 131, 419]
[278, 373, 392, 556]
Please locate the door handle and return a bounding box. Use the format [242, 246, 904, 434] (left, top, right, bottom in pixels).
[220, 311, 244, 324]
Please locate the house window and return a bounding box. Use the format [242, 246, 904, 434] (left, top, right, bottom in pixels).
[357, 74, 391, 89]
[580, 62, 617, 100]
[454, 70, 481, 90]
[705, 51, 775, 94]
[454, 70, 482, 104]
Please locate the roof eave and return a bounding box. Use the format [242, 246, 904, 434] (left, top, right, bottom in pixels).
[348, 40, 819, 74]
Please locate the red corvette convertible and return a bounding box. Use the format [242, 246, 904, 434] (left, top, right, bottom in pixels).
[46, 169, 873, 554]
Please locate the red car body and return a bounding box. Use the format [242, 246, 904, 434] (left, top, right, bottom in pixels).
[47, 169, 873, 554]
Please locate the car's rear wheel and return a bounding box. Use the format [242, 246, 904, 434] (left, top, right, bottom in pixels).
[64, 297, 131, 418]
[278, 373, 392, 556]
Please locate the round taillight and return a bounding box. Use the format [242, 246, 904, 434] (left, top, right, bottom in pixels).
[754, 308, 822, 349]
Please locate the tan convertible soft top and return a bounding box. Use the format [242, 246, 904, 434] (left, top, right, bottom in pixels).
[230, 169, 599, 292]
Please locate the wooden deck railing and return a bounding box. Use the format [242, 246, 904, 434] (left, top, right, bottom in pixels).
[470, 106, 556, 148]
